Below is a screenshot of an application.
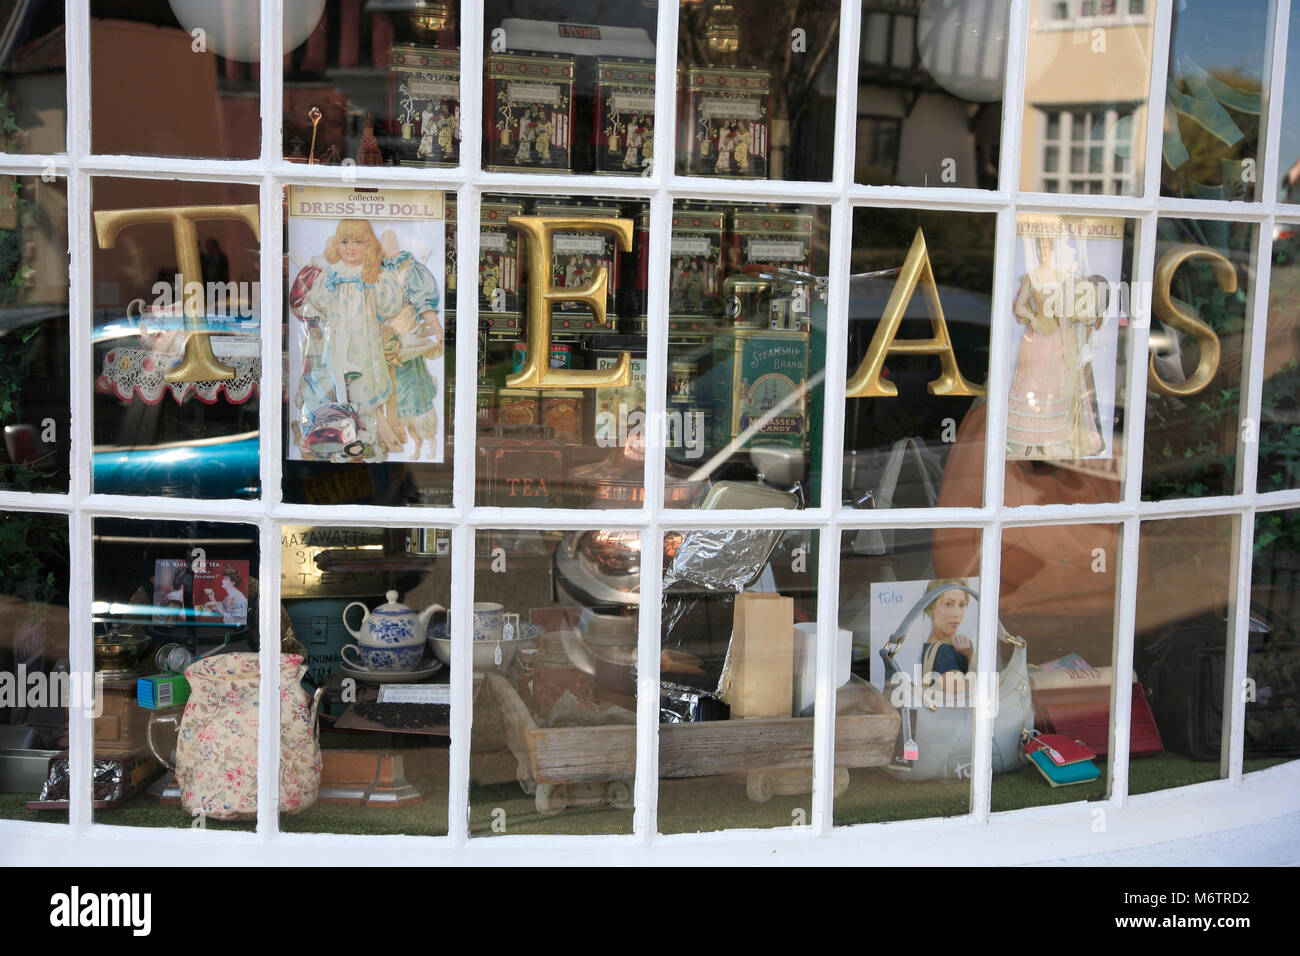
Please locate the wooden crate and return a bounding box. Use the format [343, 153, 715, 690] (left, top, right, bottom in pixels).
[486, 675, 898, 814]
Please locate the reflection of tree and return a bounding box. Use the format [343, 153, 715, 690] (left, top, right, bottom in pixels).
[1163, 67, 1261, 199]
[679, 1, 840, 178]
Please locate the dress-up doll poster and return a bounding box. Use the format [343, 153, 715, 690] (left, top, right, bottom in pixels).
[1007, 214, 1123, 462]
[287, 185, 446, 464]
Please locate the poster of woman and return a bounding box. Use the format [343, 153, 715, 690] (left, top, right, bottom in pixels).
[1007, 214, 1124, 462]
[286, 186, 446, 464]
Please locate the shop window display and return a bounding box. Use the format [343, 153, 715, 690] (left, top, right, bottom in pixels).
[469, 527, 640, 836]
[0, 511, 69, 823]
[91, 178, 262, 500]
[0, 176, 69, 494]
[0, 0, 1298, 859]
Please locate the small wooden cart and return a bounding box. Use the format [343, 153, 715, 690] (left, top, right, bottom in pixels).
[485, 674, 900, 815]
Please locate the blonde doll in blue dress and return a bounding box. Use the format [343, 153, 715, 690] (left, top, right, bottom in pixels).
[376, 229, 444, 460]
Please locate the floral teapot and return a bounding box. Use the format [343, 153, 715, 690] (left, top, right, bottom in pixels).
[343, 591, 444, 648]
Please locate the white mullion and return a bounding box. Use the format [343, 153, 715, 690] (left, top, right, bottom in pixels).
[807, 0, 862, 837]
[1157, 197, 1273, 222]
[1258, 487, 1300, 507]
[845, 184, 1009, 211]
[77, 156, 266, 184]
[634, 0, 679, 844]
[0, 156, 69, 174]
[968, 0, 1029, 822]
[1139, 494, 1253, 519]
[64, 0, 93, 836]
[1013, 192, 1154, 216]
[80, 493, 267, 521]
[1142, 0, 1176, 203]
[445, 0, 485, 846]
[255, 0, 284, 844]
[1260, 0, 1291, 207]
[269, 161, 468, 189]
[666, 175, 843, 202]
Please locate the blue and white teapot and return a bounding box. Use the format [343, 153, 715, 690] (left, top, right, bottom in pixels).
[343, 591, 444, 646]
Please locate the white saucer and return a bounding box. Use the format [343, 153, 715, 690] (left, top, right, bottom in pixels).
[340, 656, 444, 684]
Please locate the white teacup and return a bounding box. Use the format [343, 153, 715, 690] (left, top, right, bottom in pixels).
[473, 602, 505, 642]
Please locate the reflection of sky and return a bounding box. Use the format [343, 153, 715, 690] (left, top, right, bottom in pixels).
[1170, 0, 1271, 83]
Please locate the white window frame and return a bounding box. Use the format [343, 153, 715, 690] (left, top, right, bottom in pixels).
[0, 0, 1297, 866]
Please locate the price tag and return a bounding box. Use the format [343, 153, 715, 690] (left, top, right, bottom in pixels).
[903, 737, 919, 762]
[377, 684, 451, 705]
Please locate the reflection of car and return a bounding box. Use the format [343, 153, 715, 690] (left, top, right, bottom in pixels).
[91, 310, 261, 497]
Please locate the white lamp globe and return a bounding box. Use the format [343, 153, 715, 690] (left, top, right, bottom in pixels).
[916, 0, 1011, 103]
[168, 0, 327, 63]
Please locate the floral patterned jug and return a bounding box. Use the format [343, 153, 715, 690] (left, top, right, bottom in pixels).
[170, 653, 322, 821]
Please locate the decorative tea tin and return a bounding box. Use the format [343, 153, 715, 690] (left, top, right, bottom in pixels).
[479, 195, 526, 337]
[712, 328, 810, 453]
[391, 45, 461, 167]
[532, 198, 623, 333]
[594, 58, 656, 174]
[680, 66, 771, 178]
[485, 53, 576, 172]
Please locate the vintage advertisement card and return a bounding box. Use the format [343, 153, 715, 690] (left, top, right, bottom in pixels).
[866, 577, 978, 689]
[287, 186, 446, 464]
[1007, 214, 1124, 462]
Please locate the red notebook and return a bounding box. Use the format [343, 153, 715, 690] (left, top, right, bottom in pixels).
[1032, 681, 1164, 758]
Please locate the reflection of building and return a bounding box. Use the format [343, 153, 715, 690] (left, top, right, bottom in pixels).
[856, 1, 1001, 189]
[1021, 1, 1154, 194]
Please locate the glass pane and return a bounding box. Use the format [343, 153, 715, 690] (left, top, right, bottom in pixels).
[1245, 509, 1300, 772]
[836, 530, 980, 824]
[678, 1, 839, 183]
[0, 1, 66, 153]
[92, 178, 261, 499]
[91, 518, 260, 829]
[0, 510, 69, 823]
[0, 176, 69, 493]
[90, 1, 267, 160]
[470, 528, 638, 836]
[481, 0, 658, 175]
[278, 524, 450, 835]
[664, 201, 830, 509]
[475, 195, 650, 510]
[1279, 3, 1300, 202]
[1131, 514, 1236, 794]
[1259, 223, 1300, 492]
[1142, 218, 1254, 501]
[1001, 216, 1136, 506]
[992, 523, 1121, 811]
[283, 186, 453, 505]
[857, 0, 1008, 188]
[659, 528, 819, 833]
[1160, 0, 1271, 201]
[284, 1, 461, 166]
[844, 207, 994, 513]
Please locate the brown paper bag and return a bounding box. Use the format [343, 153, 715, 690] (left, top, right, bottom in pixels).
[721, 592, 794, 719]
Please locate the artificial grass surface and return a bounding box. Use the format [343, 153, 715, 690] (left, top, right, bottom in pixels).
[2, 752, 1293, 837]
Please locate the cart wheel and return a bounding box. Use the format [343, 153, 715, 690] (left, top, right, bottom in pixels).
[344, 441, 364, 457]
[605, 780, 634, 810]
[516, 764, 537, 796]
[746, 772, 774, 804]
[535, 784, 567, 816]
[833, 768, 850, 798]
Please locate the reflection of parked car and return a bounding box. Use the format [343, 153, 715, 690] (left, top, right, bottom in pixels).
[91, 310, 261, 497]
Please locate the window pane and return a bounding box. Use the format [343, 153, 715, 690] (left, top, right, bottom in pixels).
[663, 201, 829, 510]
[470, 528, 638, 836]
[857, 1, 1008, 189]
[659, 528, 819, 833]
[0, 1, 66, 153]
[473, 194, 650, 510]
[91, 178, 261, 500]
[844, 207, 995, 512]
[0, 510, 69, 824]
[1160, 0, 1272, 202]
[678, 0, 839, 183]
[1001, 216, 1136, 505]
[1245, 509, 1300, 772]
[282, 186, 453, 505]
[836, 530, 980, 824]
[90, 518, 261, 829]
[991, 522, 1121, 811]
[0, 176, 69, 493]
[283, 1, 462, 167]
[1142, 218, 1254, 501]
[91, 1, 266, 160]
[278, 525, 451, 836]
[1260, 223, 1300, 491]
[1131, 514, 1237, 794]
